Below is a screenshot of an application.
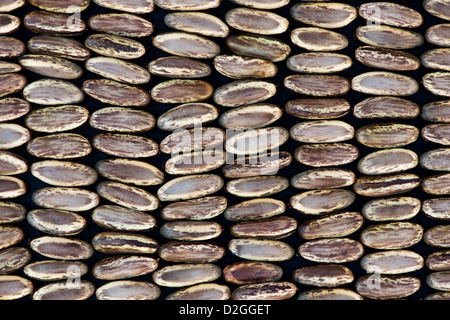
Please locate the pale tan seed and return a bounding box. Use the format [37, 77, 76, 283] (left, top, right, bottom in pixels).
[88, 13, 154, 38]
[356, 25, 424, 49]
[362, 197, 421, 222]
[0, 247, 31, 275]
[287, 52, 352, 74]
[213, 80, 277, 107]
[352, 71, 419, 96]
[290, 120, 354, 143]
[152, 32, 220, 59]
[291, 168, 355, 190]
[423, 72, 450, 97]
[231, 282, 297, 300]
[0, 61, 21, 74]
[0, 177, 26, 199]
[0, 151, 27, 175]
[360, 222, 423, 250]
[0, 275, 33, 300]
[92, 133, 158, 158]
[225, 8, 289, 35]
[97, 181, 159, 211]
[158, 103, 218, 131]
[158, 241, 225, 263]
[90, 107, 156, 133]
[92, 255, 158, 280]
[225, 175, 289, 198]
[32, 187, 99, 212]
[357, 149, 418, 175]
[361, 250, 424, 275]
[27, 35, 90, 61]
[230, 0, 288, 9]
[30, 236, 94, 260]
[420, 148, 450, 171]
[354, 173, 421, 197]
[161, 196, 227, 221]
[426, 24, 450, 47]
[356, 123, 419, 148]
[27, 209, 86, 236]
[423, 198, 450, 220]
[223, 261, 283, 285]
[229, 238, 295, 262]
[359, 2, 423, 28]
[92, 0, 154, 14]
[427, 272, 450, 292]
[291, 27, 348, 51]
[23, 79, 84, 105]
[425, 225, 450, 248]
[96, 281, 161, 300]
[291, 2, 357, 28]
[225, 127, 288, 155]
[164, 12, 229, 38]
[85, 57, 151, 84]
[154, 0, 221, 11]
[152, 263, 222, 288]
[291, 189, 355, 215]
[224, 198, 285, 222]
[165, 150, 225, 175]
[292, 264, 354, 287]
[0, 201, 26, 224]
[355, 274, 420, 300]
[92, 205, 156, 232]
[421, 100, 450, 123]
[24, 260, 88, 281]
[166, 283, 230, 301]
[25, 105, 89, 133]
[148, 57, 212, 79]
[299, 238, 364, 263]
[159, 127, 224, 154]
[421, 48, 450, 72]
[355, 46, 420, 71]
[33, 281, 95, 300]
[27, 133, 91, 159]
[92, 232, 158, 254]
[354, 96, 420, 119]
[424, 0, 450, 21]
[422, 173, 450, 195]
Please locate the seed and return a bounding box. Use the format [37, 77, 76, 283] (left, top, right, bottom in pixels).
[287, 52, 352, 74]
[88, 13, 154, 38]
[24, 260, 88, 281]
[165, 12, 229, 38]
[0, 61, 21, 74]
[423, 72, 450, 97]
[0, 201, 26, 224]
[356, 123, 419, 148]
[299, 238, 364, 263]
[151, 79, 213, 104]
[426, 24, 450, 47]
[213, 80, 277, 107]
[362, 197, 421, 222]
[92, 133, 158, 158]
[33, 280, 95, 300]
[427, 272, 450, 292]
[299, 211, 364, 240]
[0, 247, 31, 275]
[422, 100, 450, 122]
[420, 148, 450, 171]
[0, 276, 33, 300]
[149, 56, 211, 79]
[96, 281, 161, 301]
[159, 127, 225, 154]
[229, 238, 295, 262]
[231, 282, 297, 300]
[356, 25, 424, 49]
[285, 98, 350, 119]
[354, 173, 421, 197]
[291, 2, 356, 28]
[357, 149, 418, 175]
[361, 250, 424, 275]
[354, 96, 420, 119]
[96, 158, 164, 186]
[356, 274, 420, 300]
[226, 175, 289, 198]
[230, 0, 288, 9]
[291, 168, 355, 190]
[285, 74, 350, 97]
[25, 105, 88, 133]
[23, 79, 84, 105]
[30, 236, 94, 260]
[20, 54, 83, 81]
[423, 198, 450, 220]
[0, 73, 26, 98]
[224, 198, 285, 222]
[225, 8, 289, 35]
[425, 292, 450, 300]
[231, 216, 297, 239]
[0, 36, 24, 58]
[158, 103, 218, 131]
[159, 241, 225, 263]
[421, 48, 450, 72]
[0, 151, 27, 175]
[92, 0, 154, 13]
[0, 226, 24, 250]
[294, 143, 359, 167]
[152, 263, 222, 288]
[360, 222, 423, 250]
[0, 98, 29, 122]
[161, 196, 227, 221]
[165, 150, 225, 175]
[426, 250, 450, 271]
[355, 46, 420, 71]
[167, 283, 231, 301]
[92, 205, 156, 232]
[214, 55, 278, 79]
[425, 225, 450, 248]
[92, 255, 158, 280]
[290, 120, 354, 143]
[157, 174, 224, 202]
[422, 173, 450, 195]
[29, 0, 90, 13]
[92, 232, 158, 254]
[85, 34, 145, 60]
[152, 32, 220, 59]
[86, 57, 150, 84]
[97, 181, 159, 211]
[424, 0, 450, 21]
[0, 14, 20, 35]
[160, 221, 223, 241]
[23, 11, 86, 36]
[32, 187, 99, 212]
[27, 133, 91, 159]
[292, 265, 354, 287]
[154, 0, 221, 10]
[226, 33, 291, 62]
[225, 127, 289, 155]
[27, 208, 86, 236]
[359, 2, 423, 28]
[298, 288, 363, 300]
[0, 177, 26, 199]
[223, 261, 283, 285]
[291, 189, 355, 215]
[291, 27, 348, 51]
[90, 107, 155, 133]
[27, 35, 90, 61]
[352, 71, 419, 96]
[0, 0, 26, 13]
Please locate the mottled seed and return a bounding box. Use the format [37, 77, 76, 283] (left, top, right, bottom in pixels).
[29, 0, 90, 13]
[230, 0, 288, 9]
[23, 79, 84, 105]
[85, 34, 146, 60]
[291, 27, 348, 51]
[154, 0, 220, 11]
[161, 196, 227, 221]
[90, 107, 155, 133]
[27, 133, 91, 159]
[92, 255, 158, 280]
[426, 250, 450, 271]
[356, 123, 419, 148]
[96, 281, 161, 300]
[0, 73, 26, 98]
[97, 181, 159, 211]
[420, 148, 450, 171]
[0, 61, 21, 74]
[92, 232, 158, 254]
[92, 205, 156, 232]
[86, 57, 150, 84]
[24, 260, 88, 281]
[294, 143, 359, 167]
[291, 2, 356, 28]
[151, 79, 213, 104]
[30, 236, 94, 260]
[27, 35, 90, 61]
[152, 263, 222, 288]
[356, 25, 424, 49]
[354, 173, 421, 197]
[362, 197, 421, 222]
[160, 127, 225, 154]
[223, 261, 283, 285]
[165, 150, 225, 175]
[287, 52, 352, 74]
[0, 275, 33, 300]
[231, 282, 297, 300]
[224, 198, 285, 222]
[32, 187, 99, 212]
[161, 221, 223, 241]
[285, 98, 350, 120]
[92, 133, 158, 158]
[424, 0, 450, 21]
[425, 292, 450, 300]
[92, 0, 154, 14]
[0, 151, 27, 175]
[423, 198, 450, 220]
[149, 57, 211, 79]
[354, 96, 420, 119]
[0, 226, 23, 250]
[421, 48, 450, 72]
[0, 36, 25, 59]
[423, 72, 450, 97]
[0, 14, 21, 35]
[0, 201, 26, 224]
[20, 53, 83, 80]
[165, 12, 229, 38]
[214, 55, 278, 79]
[291, 189, 355, 215]
[298, 288, 363, 300]
[0, 247, 31, 275]
[359, 2, 423, 28]
[361, 250, 424, 275]
[357, 149, 418, 175]
[167, 283, 230, 301]
[422, 173, 450, 195]
[427, 272, 450, 291]
[23, 11, 87, 36]
[33, 281, 95, 300]
[360, 222, 423, 250]
[299, 238, 364, 263]
[292, 264, 354, 287]
[158, 103, 218, 131]
[27, 208, 86, 236]
[25, 105, 89, 133]
[229, 238, 295, 262]
[355, 46, 420, 71]
[426, 24, 450, 47]
[0, 177, 26, 199]
[225, 175, 289, 198]
[0, 0, 26, 13]
[225, 127, 289, 155]
[291, 168, 355, 190]
[423, 124, 450, 147]
[356, 275, 421, 300]
[153, 32, 220, 59]
[284, 75, 350, 97]
[88, 13, 154, 38]
[96, 159, 164, 186]
[225, 8, 289, 35]
[425, 225, 450, 248]
[214, 80, 277, 107]
[290, 120, 354, 143]
[231, 216, 297, 240]
[159, 241, 225, 263]
[422, 100, 450, 122]
[352, 71, 419, 96]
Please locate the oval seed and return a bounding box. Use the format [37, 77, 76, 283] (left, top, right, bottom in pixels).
[357, 149, 418, 175]
[151, 79, 213, 104]
[423, 72, 450, 98]
[356, 274, 420, 300]
[0, 226, 24, 250]
[422, 100, 450, 123]
[356, 25, 424, 49]
[230, 0, 288, 9]
[92, 205, 156, 232]
[0, 14, 21, 35]
[291, 27, 348, 51]
[229, 238, 295, 262]
[85, 57, 151, 85]
[225, 127, 288, 155]
[32, 187, 99, 212]
[165, 150, 225, 175]
[423, 198, 450, 220]
[425, 225, 450, 248]
[354, 96, 420, 119]
[159, 127, 225, 154]
[354, 173, 421, 197]
[224, 198, 285, 222]
[231, 216, 297, 240]
[28, 0, 90, 13]
[0, 98, 30, 122]
[299, 238, 364, 263]
[30, 236, 94, 260]
[284, 75, 350, 97]
[96, 281, 161, 301]
[0, 176, 26, 199]
[158, 103, 218, 131]
[27, 209, 86, 236]
[290, 189, 356, 215]
[420, 148, 450, 171]
[0, 247, 31, 275]
[214, 55, 278, 79]
[23, 11, 87, 36]
[294, 143, 359, 167]
[285, 98, 350, 119]
[427, 272, 450, 292]
[97, 181, 159, 211]
[298, 288, 363, 301]
[90, 107, 155, 133]
[88, 13, 154, 38]
[0, 61, 21, 74]
[225, 175, 289, 198]
[27, 133, 91, 159]
[225, 8, 289, 35]
[355, 46, 420, 71]
[422, 124, 450, 146]
[31, 160, 97, 187]
[23, 79, 84, 105]
[0, 36, 24, 59]
[426, 24, 450, 47]
[0, 276, 33, 300]
[359, 2, 423, 28]
[293, 265, 354, 288]
[291, 168, 355, 190]
[92, 133, 158, 158]
[422, 173, 450, 195]
[33, 281, 95, 300]
[25, 105, 89, 133]
[85, 34, 145, 60]
[27, 35, 90, 61]
[161, 196, 227, 221]
[424, 0, 450, 21]
[422, 48, 450, 72]
[92, 232, 158, 254]
[290, 120, 354, 143]
[152, 263, 222, 288]
[0, 151, 27, 175]
[92, 0, 154, 13]
[149, 56, 211, 79]
[159, 241, 225, 263]
[0, 73, 26, 98]
[92, 255, 158, 280]
[426, 250, 450, 271]
[152, 32, 220, 59]
[0, 0, 26, 13]
[0, 201, 26, 224]
[361, 250, 424, 275]
[154, 0, 221, 11]
[24, 260, 88, 281]
[291, 2, 356, 28]
[231, 282, 297, 300]
[164, 12, 229, 38]
[160, 221, 223, 241]
[356, 123, 419, 148]
[223, 261, 283, 285]
[362, 197, 421, 222]
[287, 52, 352, 74]
[360, 222, 423, 250]
[167, 283, 230, 301]
[352, 71, 419, 96]
[213, 80, 277, 107]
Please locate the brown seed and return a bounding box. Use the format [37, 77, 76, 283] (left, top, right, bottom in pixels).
[23, 79, 84, 105]
[158, 103, 218, 131]
[152, 32, 220, 59]
[362, 197, 421, 222]
[225, 8, 289, 35]
[420, 148, 450, 171]
[0, 73, 26, 98]
[230, 0, 288, 9]
[424, 0, 450, 21]
[425, 225, 450, 248]
[27, 208, 86, 236]
[165, 150, 225, 175]
[97, 181, 159, 211]
[23, 11, 86, 36]
[31, 160, 94, 187]
[291, 168, 355, 190]
[85, 34, 145, 60]
[361, 250, 424, 275]
[423, 198, 450, 220]
[284, 74, 350, 97]
[226, 33, 291, 62]
[92, 255, 158, 280]
[88, 13, 154, 38]
[85, 57, 150, 85]
[24, 260, 88, 281]
[354, 96, 420, 119]
[361, 222, 423, 250]
[356, 25, 424, 49]
[0, 201, 26, 224]
[426, 24, 450, 47]
[20, 54, 83, 80]
[92, 232, 158, 254]
[291, 2, 356, 28]
[421, 100, 450, 122]
[157, 174, 224, 202]
[224, 198, 285, 222]
[356, 274, 420, 300]
[27, 35, 90, 61]
[354, 173, 421, 197]
[231, 282, 297, 300]
[92, 205, 156, 232]
[427, 271, 450, 291]
[148, 56, 211, 79]
[292, 264, 354, 287]
[291, 27, 348, 51]
[426, 250, 450, 271]
[223, 261, 283, 285]
[359, 2, 423, 28]
[291, 189, 355, 215]
[299, 238, 364, 263]
[285, 98, 350, 120]
[161, 196, 227, 221]
[0, 14, 20, 34]
[229, 238, 295, 261]
[213, 80, 277, 107]
[294, 143, 359, 167]
[25, 105, 89, 133]
[0, 36, 25, 58]
[287, 52, 352, 74]
[92, 0, 154, 13]
[160, 220, 223, 241]
[357, 148, 418, 175]
[166, 283, 230, 301]
[297, 288, 363, 301]
[226, 175, 289, 198]
[423, 72, 450, 97]
[355, 46, 420, 71]
[0, 177, 26, 199]
[30, 236, 94, 260]
[0, 0, 26, 13]
[0, 226, 24, 250]
[0, 151, 27, 175]
[422, 124, 450, 147]
[96, 281, 161, 301]
[90, 107, 155, 133]
[33, 280, 95, 300]
[27, 133, 91, 159]
[151, 79, 213, 104]
[158, 241, 225, 263]
[32, 187, 99, 212]
[0, 247, 31, 275]
[422, 173, 450, 195]
[421, 48, 450, 72]
[29, 0, 90, 13]
[225, 127, 288, 155]
[231, 216, 297, 239]
[152, 263, 222, 288]
[154, 0, 221, 11]
[299, 211, 364, 240]
[0, 275, 33, 300]
[352, 71, 419, 96]
[290, 120, 354, 143]
[164, 12, 229, 38]
[92, 133, 158, 158]
[356, 123, 419, 148]
[214, 55, 278, 79]
[160, 127, 225, 154]
[0, 61, 21, 74]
